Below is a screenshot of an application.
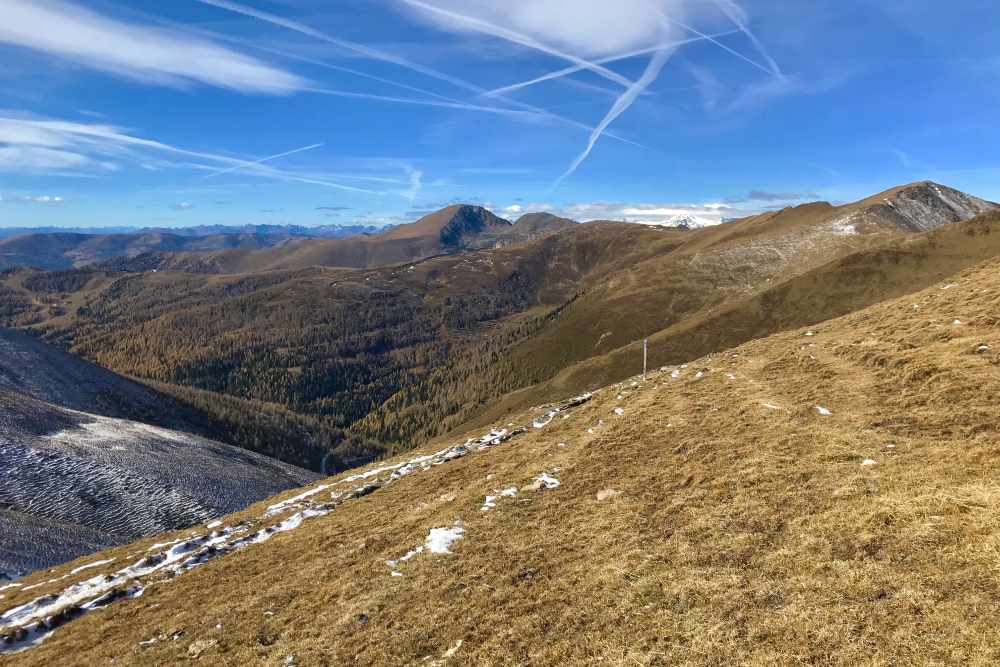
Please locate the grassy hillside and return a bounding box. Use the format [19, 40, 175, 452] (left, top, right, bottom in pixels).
[3, 253, 998, 665]
[476, 209, 1000, 422]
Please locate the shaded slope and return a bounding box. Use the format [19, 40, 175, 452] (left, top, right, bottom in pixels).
[0, 391, 318, 578]
[0, 232, 287, 271]
[0, 331, 319, 576]
[0, 327, 218, 431]
[3, 256, 998, 664]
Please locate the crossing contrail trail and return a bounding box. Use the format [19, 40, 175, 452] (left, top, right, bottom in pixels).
[203, 142, 325, 178]
[194, 0, 644, 148]
[483, 31, 738, 98]
[556, 47, 675, 186]
[400, 0, 637, 90]
[710, 0, 783, 76]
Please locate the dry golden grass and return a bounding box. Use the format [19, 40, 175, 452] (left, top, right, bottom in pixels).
[3, 258, 1000, 666]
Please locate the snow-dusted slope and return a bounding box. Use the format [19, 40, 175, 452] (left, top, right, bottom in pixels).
[0, 391, 318, 579]
[838, 181, 997, 233]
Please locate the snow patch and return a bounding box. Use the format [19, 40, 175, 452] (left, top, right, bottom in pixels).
[425, 523, 465, 555]
[534, 474, 561, 490]
[70, 559, 115, 576]
[829, 216, 858, 236]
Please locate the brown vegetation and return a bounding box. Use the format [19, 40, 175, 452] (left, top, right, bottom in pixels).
[4, 252, 998, 665]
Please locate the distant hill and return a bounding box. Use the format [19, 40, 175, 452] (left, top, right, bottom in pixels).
[0, 232, 289, 271]
[0, 224, 388, 271]
[103, 205, 576, 273]
[0, 223, 382, 240]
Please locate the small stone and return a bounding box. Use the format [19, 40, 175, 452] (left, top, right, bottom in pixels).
[187, 639, 218, 658]
[596, 488, 621, 501]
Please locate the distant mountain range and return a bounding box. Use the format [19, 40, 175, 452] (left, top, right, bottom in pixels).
[96, 206, 577, 273]
[0, 223, 384, 240]
[0, 224, 387, 271]
[0, 210, 576, 272]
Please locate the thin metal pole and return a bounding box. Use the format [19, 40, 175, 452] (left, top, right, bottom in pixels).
[643, 338, 648, 380]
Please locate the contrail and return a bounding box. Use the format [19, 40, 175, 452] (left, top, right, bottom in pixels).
[400, 0, 636, 89]
[483, 31, 738, 98]
[710, 0, 783, 76]
[659, 12, 775, 78]
[196, 0, 479, 93]
[304, 87, 547, 118]
[194, 0, 643, 148]
[203, 142, 324, 178]
[556, 48, 675, 186]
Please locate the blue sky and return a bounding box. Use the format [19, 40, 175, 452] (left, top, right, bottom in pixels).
[1, 0, 998, 228]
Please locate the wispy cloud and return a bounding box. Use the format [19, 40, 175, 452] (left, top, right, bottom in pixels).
[400, 0, 638, 88]
[0, 194, 65, 204]
[198, 0, 644, 149]
[0, 0, 306, 94]
[402, 166, 424, 201]
[196, 0, 483, 94]
[173, 201, 194, 210]
[550, 200, 737, 226]
[688, 64, 725, 111]
[0, 113, 377, 193]
[726, 190, 820, 203]
[891, 148, 936, 173]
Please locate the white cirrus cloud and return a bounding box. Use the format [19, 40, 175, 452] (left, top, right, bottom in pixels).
[0, 113, 383, 194]
[403, 0, 693, 58]
[0, 194, 65, 204]
[0, 0, 306, 94]
[551, 201, 741, 227]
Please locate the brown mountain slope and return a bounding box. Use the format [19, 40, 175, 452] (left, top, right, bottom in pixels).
[0, 223, 683, 452]
[478, 208, 1000, 424]
[3, 254, 998, 665]
[473, 182, 995, 392]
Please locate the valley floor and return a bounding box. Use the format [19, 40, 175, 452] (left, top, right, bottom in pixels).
[2, 258, 999, 665]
